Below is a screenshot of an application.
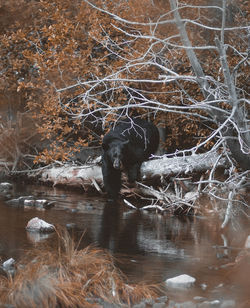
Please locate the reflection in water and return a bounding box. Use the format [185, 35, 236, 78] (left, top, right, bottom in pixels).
[0, 183, 249, 304]
[26, 231, 53, 244]
[98, 202, 121, 252]
[99, 202, 144, 254]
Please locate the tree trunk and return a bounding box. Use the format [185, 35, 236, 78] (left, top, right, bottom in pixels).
[170, 0, 250, 171]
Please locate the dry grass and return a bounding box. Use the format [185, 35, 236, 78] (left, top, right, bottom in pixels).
[0, 229, 159, 307]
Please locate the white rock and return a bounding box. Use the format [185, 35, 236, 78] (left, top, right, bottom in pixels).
[0, 182, 13, 192]
[244, 235, 250, 249]
[165, 274, 196, 289]
[35, 199, 48, 207]
[24, 199, 35, 206]
[3, 258, 15, 269]
[26, 217, 55, 233]
[0, 182, 12, 190]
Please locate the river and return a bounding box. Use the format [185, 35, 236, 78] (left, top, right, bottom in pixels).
[0, 181, 249, 306]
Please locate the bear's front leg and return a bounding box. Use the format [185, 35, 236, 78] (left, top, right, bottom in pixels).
[102, 157, 121, 200]
[127, 163, 141, 183]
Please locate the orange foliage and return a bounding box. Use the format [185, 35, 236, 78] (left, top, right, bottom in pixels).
[0, 0, 248, 165]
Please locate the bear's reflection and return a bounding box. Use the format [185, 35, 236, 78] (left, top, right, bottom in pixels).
[98, 202, 142, 254]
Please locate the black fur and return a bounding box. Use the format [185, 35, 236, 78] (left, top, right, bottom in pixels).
[101, 118, 159, 200]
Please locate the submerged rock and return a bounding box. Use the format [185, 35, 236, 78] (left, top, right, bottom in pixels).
[26, 217, 55, 233]
[6, 196, 33, 207]
[6, 196, 55, 210]
[165, 274, 196, 289]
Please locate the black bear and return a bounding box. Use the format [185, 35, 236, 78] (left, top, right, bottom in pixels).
[101, 118, 159, 200]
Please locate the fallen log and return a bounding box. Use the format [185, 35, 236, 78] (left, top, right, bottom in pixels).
[33, 151, 227, 191]
[141, 151, 227, 179]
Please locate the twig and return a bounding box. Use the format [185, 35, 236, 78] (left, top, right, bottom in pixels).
[91, 178, 102, 193]
[123, 199, 137, 209]
[140, 204, 165, 212]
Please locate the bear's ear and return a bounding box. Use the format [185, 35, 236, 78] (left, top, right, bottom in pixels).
[102, 142, 109, 151]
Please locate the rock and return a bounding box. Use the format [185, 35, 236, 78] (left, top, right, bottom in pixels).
[26, 217, 55, 233]
[200, 283, 207, 290]
[2, 258, 16, 276]
[6, 196, 34, 207]
[0, 182, 13, 191]
[35, 199, 48, 208]
[193, 297, 207, 302]
[5, 198, 23, 207]
[18, 196, 34, 203]
[165, 274, 196, 289]
[44, 201, 55, 209]
[35, 199, 55, 210]
[2, 258, 15, 270]
[244, 235, 250, 249]
[7, 196, 55, 210]
[24, 199, 35, 207]
[69, 208, 79, 213]
[197, 300, 220, 308]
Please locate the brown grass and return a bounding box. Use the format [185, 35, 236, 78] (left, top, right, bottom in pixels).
[0, 229, 159, 307]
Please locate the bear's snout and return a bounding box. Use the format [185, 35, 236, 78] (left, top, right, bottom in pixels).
[113, 158, 122, 170]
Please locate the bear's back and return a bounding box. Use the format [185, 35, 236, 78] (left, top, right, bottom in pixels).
[108, 118, 159, 159]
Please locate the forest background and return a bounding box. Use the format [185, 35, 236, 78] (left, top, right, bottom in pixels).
[0, 0, 249, 167]
[0, 0, 249, 215]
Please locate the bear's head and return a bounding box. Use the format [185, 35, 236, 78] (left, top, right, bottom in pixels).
[102, 139, 129, 170]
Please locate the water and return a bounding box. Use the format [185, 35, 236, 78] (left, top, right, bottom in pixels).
[0, 182, 249, 304]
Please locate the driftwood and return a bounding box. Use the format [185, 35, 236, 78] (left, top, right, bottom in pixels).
[35, 151, 226, 192]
